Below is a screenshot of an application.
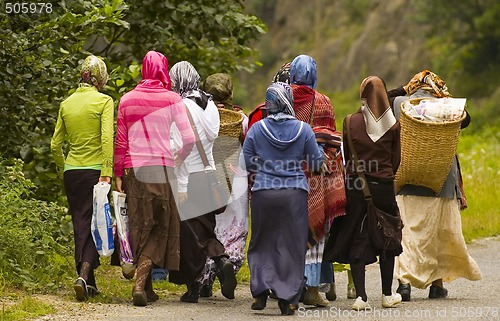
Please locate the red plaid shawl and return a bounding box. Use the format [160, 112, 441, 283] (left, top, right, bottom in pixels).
[292, 85, 346, 247]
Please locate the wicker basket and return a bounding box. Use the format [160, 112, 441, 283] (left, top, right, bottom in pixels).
[218, 108, 244, 139]
[395, 98, 466, 194]
[213, 108, 244, 191]
[213, 108, 244, 164]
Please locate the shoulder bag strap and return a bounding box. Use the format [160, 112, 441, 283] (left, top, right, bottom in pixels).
[346, 114, 372, 200]
[185, 108, 210, 168]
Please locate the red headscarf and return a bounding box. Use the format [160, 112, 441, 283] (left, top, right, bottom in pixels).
[140, 51, 171, 90]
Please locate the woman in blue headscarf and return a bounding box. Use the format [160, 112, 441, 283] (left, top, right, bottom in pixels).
[289, 54, 347, 306]
[242, 82, 324, 315]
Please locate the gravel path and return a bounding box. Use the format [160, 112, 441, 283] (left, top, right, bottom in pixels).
[35, 237, 500, 321]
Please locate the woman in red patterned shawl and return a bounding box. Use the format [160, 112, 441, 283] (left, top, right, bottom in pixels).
[289, 54, 346, 306]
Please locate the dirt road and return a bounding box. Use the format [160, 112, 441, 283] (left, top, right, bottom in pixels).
[36, 237, 500, 321]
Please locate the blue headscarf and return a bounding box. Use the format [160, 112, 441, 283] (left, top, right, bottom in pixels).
[265, 82, 295, 120]
[290, 55, 317, 89]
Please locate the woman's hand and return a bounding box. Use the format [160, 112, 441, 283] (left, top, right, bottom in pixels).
[115, 176, 124, 193]
[177, 192, 188, 205]
[174, 154, 183, 167]
[99, 176, 111, 184]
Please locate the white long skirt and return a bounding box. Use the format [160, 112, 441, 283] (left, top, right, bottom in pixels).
[394, 195, 482, 289]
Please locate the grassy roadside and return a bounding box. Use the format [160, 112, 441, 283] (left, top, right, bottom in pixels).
[457, 127, 500, 242]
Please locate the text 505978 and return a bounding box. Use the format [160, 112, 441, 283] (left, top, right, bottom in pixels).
[4, 2, 53, 14]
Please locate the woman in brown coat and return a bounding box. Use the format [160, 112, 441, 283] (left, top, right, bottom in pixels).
[324, 76, 402, 310]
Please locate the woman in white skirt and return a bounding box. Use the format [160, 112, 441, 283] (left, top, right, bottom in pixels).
[389, 70, 481, 301]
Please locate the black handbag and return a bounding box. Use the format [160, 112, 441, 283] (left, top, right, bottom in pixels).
[186, 109, 229, 214]
[346, 115, 403, 251]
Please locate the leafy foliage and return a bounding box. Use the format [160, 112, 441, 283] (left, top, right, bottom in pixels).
[0, 0, 129, 201]
[0, 159, 73, 291]
[99, 0, 267, 77]
[0, 0, 266, 203]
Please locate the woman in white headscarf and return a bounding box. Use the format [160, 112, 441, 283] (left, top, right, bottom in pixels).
[169, 61, 237, 304]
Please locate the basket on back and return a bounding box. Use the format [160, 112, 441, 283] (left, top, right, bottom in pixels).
[213, 108, 244, 192]
[395, 98, 466, 194]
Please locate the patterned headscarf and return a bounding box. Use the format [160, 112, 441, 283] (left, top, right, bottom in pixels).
[202, 73, 233, 109]
[290, 55, 317, 89]
[265, 82, 295, 120]
[404, 70, 450, 98]
[141, 51, 171, 89]
[169, 61, 201, 97]
[272, 62, 292, 84]
[80, 55, 108, 89]
[360, 75, 396, 142]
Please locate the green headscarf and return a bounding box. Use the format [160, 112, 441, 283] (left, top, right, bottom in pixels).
[80, 55, 108, 89]
[202, 73, 233, 109]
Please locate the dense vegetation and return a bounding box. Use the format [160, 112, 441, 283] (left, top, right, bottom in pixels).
[0, 158, 73, 291]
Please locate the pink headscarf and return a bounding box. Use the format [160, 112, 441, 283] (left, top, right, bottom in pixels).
[140, 51, 171, 90]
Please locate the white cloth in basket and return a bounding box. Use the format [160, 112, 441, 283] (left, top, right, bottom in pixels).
[404, 98, 466, 122]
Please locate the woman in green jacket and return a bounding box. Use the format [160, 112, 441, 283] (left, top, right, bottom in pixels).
[51, 55, 114, 301]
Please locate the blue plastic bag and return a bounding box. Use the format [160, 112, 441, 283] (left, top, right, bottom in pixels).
[91, 182, 114, 257]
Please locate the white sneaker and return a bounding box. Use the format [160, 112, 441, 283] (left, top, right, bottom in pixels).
[382, 293, 402, 308]
[352, 296, 371, 310]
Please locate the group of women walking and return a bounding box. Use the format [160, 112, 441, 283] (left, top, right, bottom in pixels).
[51, 50, 481, 316]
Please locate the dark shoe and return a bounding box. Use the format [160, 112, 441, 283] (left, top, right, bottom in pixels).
[180, 282, 200, 303]
[215, 256, 237, 299]
[326, 283, 337, 301]
[132, 289, 148, 306]
[146, 290, 159, 302]
[269, 290, 278, 300]
[251, 291, 269, 310]
[429, 285, 448, 299]
[396, 283, 411, 302]
[199, 284, 213, 298]
[278, 299, 295, 316]
[86, 285, 99, 298]
[74, 277, 88, 302]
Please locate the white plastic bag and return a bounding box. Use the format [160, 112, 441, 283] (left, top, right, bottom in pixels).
[91, 182, 114, 257]
[112, 191, 134, 278]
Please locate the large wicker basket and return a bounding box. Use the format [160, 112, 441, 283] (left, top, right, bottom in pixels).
[213, 108, 244, 192]
[395, 98, 466, 194]
[218, 108, 244, 139]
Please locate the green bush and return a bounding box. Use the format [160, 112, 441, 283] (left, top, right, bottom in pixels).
[458, 127, 500, 242]
[0, 158, 74, 292]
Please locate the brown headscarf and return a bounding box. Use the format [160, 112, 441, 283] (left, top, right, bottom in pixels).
[360, 76, 396, 142]
[202, 73, 233, 109]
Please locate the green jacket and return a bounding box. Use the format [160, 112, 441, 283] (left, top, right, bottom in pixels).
[51, 85, 114, 177]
